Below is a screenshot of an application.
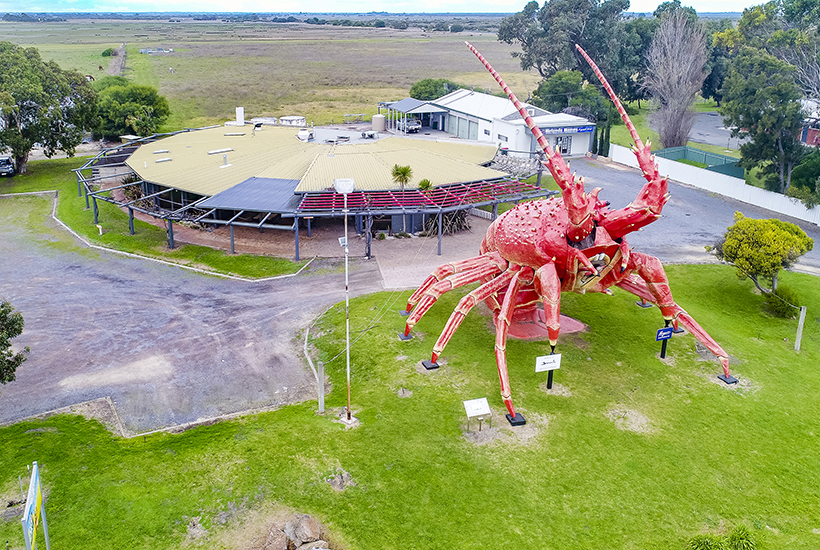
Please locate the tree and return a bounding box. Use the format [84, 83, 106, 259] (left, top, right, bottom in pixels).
[701, 19, 735, 106]
[93, 76, 170, 140]
[0, 41, 97, 174]
[497, 0, 634, 96]
[720, 48, 805, 193]
[709, 211, 814, 293]
[622, 16, 659, 108]
[643, 11, 708, 148]
[409, 78, 463, 100]
[392, 164, 413, 192]
[530, 70, 607, 121]
[1, 300, 27, 386]
[714, 0, 820, 100]
[653, 0, 698, 22]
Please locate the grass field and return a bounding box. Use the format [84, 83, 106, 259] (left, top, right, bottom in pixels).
[0, 21, 540, 130]
[1, 263, 819, 549]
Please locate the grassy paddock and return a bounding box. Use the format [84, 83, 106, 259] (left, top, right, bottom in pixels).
[0, 158, 303, 278]
[0, 21, 539, 129]
[1, 264, 818, 549]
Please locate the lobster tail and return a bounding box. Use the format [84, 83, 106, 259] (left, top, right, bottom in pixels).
[466, 41, 595, 243]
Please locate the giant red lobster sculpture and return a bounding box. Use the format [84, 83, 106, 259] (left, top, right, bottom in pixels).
[402, 43, 733, 425]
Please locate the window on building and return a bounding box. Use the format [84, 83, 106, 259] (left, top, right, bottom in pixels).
[484, 129, 490, 136]
[555, 136, 572, 155]
[497, 134, 508, 142]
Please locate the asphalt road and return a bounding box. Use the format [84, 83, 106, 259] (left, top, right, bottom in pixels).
[574, 158, 820, 276]
[652, 111, 749, 150]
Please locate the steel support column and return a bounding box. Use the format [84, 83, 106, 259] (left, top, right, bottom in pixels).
[167, 219, 175, 249]
[365, 215, 372, 259]
[128, 207, 134, 235]
[437, 211, 442, 256]
[230, 224, 235, 254]
[294, 216, 300, 261]
[92, 196, 99, 224]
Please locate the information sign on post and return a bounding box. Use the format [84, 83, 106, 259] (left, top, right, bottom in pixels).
[656, 327, 674, 341]
[21, 461, 51, 550]
[463, 397, 491, 418]
[535, 354, 561, 389]
[463, 397, 492, 432]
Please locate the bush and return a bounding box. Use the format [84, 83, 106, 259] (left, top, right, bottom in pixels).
[687, 525, 756, 550]
[726, 524, 756, 550]
[101, 48, 114, 57]
[688, 534, 726, 550]
[764, 285, 801, 318]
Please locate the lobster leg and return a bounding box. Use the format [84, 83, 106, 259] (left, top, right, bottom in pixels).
[404, 253, 507, 336]
[534, 261, 562, 351]
[431, 266, 521, 363]
[494, 268, 528, 424]
[617, 253, 732, 378]
[405, 252, 506, 312]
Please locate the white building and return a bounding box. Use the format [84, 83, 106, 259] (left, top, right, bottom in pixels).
[433, 89, 595, 157]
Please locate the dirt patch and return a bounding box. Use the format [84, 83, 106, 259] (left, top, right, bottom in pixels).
[332, 407, 360, 429]
[606, 408, 654, 434]
[326, 469, 357, 492]
[414, 358, 446, 375]
[184, 503, 343, 550]
[396, 386, 413, 398]
[461, 410, 548, 446]
[539, 382, 572, 396]
[186, 516, 208, 541]
[3, 397, 126, 437]
[702, 370, 758, 395]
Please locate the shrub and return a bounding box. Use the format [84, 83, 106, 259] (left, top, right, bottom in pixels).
[101, 48, 114, 57]
[764, 285, 800, 318]
[726, 525, 756, 550]
[688, 534, 727, 550]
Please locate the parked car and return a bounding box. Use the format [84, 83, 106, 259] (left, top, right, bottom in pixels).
[0, 156, 14, 177]
[296, 128, 314, 142]
[397, 119, 421, 133]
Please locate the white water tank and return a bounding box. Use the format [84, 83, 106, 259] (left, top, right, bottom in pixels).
[372, 114, 385, 132]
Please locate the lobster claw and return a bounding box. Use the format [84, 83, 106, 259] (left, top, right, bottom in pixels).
[619, 241, 630, 273]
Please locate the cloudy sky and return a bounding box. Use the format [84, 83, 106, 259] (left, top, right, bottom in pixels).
[1, 0, 759, 14]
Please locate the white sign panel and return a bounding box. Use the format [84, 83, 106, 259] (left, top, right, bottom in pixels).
[535, 354, 562, 373]
[463, 397, 491, 418]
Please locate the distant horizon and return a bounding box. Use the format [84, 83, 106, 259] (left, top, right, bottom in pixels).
[0, 0, 759, 16]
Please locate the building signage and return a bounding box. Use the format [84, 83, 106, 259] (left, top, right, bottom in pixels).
[540, 125, 595, 134]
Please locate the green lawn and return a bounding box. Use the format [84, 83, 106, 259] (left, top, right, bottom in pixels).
[2, 264, 818, 549]
[0, 158, 304, 278]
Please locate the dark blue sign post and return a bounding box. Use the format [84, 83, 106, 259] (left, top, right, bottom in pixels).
[656, 322, 673, 358]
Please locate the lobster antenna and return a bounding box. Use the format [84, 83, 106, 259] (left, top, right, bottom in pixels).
[465, 41, 594, 242]
[574, 44, 644, 152]
[465, 42, 555, 158]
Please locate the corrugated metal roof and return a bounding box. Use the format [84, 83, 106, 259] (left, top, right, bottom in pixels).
[127, 125, 506, 197]
[198, 177, 301, 212]
[296, 147, 504, 192]
[433, 89, 518, 121]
